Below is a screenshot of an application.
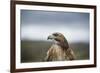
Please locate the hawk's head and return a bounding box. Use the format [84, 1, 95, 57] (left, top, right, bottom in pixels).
[48, 32, 65, 42]
[47, 32, 69, 49]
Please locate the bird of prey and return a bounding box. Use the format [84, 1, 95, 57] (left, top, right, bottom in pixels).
[45, 32, 76, 61]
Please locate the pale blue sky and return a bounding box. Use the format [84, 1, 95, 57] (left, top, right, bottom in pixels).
[21, 10, 90, 43]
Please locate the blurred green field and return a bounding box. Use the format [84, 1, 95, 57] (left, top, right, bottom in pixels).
[21, 40, 89, 63]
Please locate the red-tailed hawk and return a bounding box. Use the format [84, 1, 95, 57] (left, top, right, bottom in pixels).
[45, 32, 76, 61]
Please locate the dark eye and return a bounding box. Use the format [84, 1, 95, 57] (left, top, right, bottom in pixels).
[53, 33, 59, 36]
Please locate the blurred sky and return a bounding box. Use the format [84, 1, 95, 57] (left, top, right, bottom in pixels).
[21, 10, 90, 43]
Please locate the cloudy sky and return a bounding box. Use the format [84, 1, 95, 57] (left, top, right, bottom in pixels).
[21, 10, 90, 43]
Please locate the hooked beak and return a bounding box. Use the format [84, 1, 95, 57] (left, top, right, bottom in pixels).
[47, 35, 55, 40]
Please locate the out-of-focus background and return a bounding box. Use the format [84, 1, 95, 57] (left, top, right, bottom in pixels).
[21, 10, 90, 63]
[21, 40, 89, 62]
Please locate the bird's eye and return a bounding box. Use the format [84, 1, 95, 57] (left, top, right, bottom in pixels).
[53, 33, 59, 36]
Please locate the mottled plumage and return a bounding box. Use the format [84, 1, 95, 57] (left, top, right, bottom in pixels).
[45, 32, 76, 61]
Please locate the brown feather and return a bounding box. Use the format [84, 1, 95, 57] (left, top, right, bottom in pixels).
[45, 33, 76, 61]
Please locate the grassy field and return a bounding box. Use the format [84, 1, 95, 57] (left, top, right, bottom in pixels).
[21, 40, 89, 63]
